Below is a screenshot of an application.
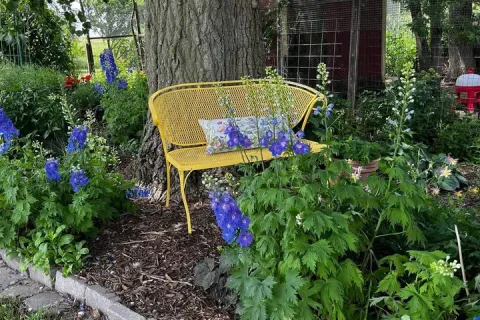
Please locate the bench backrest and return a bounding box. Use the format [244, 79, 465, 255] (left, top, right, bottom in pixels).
[148, 80, 323, 147]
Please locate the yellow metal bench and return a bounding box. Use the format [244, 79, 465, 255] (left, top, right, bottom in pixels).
[148, 80, 326, 233]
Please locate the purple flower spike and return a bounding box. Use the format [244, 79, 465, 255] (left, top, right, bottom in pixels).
[45, 158, 61, 182]
[236, 231, 254, 247]
[70, 169, 89, 193]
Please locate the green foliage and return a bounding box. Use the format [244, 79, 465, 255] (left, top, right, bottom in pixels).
[0, 1, 73, 71]
[0, 120, 133, 275]
[433, 116, 480, 162]
[0, 63, 67, 148]
[342, 69, 458, 155]
[386, 27, 417, 77]
[220, 67, 480, 319]
[66, 81, 102, 116]
[336, 136, 384, 164]
[98, 71, 147, 152]
[372, 251, 464, 320]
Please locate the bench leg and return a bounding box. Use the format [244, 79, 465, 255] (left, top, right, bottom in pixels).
[165, 160, 171, 208]
[179, 170, 193, 234]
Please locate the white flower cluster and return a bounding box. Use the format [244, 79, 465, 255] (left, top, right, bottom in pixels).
[430, 256, 461, 278]
[201, 172, 240, 196]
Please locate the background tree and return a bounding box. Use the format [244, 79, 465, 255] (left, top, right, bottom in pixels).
[135, 1, 265, 197]
[445, 0, 475, 80]
[398, 0, 448, 71]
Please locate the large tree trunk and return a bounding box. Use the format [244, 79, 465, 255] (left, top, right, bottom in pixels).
[429, 3, 443, 73]
[408, 0, 430, 70]
[135, 0, 265, 199]
[446, 0, 474, 81]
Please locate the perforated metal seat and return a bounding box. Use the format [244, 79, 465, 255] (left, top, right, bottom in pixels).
[148, 80, 327, 233]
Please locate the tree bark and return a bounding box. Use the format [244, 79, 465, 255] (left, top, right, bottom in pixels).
[446, 0, 474, 81]
[429, 2, 443, 73]
[407, 0, 429, 70]
[136, 0, 265, 199]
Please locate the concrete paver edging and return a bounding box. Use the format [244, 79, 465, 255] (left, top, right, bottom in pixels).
[0, 250, 145, 320]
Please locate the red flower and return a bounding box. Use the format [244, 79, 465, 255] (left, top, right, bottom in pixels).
[84, 74, 92, 81]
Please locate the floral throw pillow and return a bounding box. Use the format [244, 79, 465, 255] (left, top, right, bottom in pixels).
[198, 116, 292, 154]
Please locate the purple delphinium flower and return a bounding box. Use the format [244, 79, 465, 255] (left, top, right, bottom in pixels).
[237, 231, 254, 247]
[117, 79, 128, 90]
[93, 83, 104, 95]
[70, 169, 89, 193]
[0, 108, 19, 154]
[239, 215, 250, 230]
[99, 49, 119, 84]
[326, 103, 334, 118]
[296, 130, 305, 139]
[126, 185, 150, 199]
[45, 158, 61, 182]
[222, 231, 236, 244]
[313, 106, 321, 116]
[292, 140, 310, 155]
[67, 126, 88, 153]
[209, 191, 254, 246]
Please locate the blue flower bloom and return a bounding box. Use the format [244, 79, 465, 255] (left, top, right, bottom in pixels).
[326, 103, 334, 118]
[292, 140, 310, 155]
[239, 215, 250, 230]
[269, 141, 284, 156]
[296, 130, 305, 139]
[93, 83, 104, 95]
[0, 108, 19, 155]
[67, 126, 88, 153]
[237, 231, 254, 247]
[222, 230, 236, 244]
[117, 79, 128, 90]
[313, 106, 321, 116]
[99, 49, 119, 84]
[70, 169, 89, 193]
[45, 158, 61, 182]
[473, 317, 480, 320]
[208, 191, 253, 245]
[126, 185, 150, 199]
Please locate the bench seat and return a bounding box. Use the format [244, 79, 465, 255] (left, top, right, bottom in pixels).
[167, 139, 325, 171]
[148, 80, 327, 233]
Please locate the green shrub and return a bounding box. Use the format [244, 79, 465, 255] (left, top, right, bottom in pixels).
[433, 116, 480, 162]
[206, 68, 480, 319]
[0, 2, 73, 72]
[386, 27, 416, 77]
[97, 71, 148, 152]
[0, 63, 67, 148]
[0, 111, 134, 275]
[66, 81, 102, 116]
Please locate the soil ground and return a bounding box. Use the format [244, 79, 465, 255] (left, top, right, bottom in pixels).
[79, 199, 234, 320]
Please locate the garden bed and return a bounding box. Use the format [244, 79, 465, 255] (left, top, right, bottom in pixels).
[79, 199, 233, 320]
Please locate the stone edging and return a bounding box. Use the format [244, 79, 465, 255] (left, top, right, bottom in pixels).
[0, 250, 145, 320]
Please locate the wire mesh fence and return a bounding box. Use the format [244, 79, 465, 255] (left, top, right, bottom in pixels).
[275, 0, 480, 101]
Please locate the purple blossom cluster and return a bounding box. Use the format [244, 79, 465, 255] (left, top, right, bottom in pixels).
[225, 122, 252, 149]
[70, 169, 89, 193]
[0, 108, 19, 155]
[99, 49, 119, 84]
[67, 126, 88, 153]
[209, 191, 253, 247]
[93, 83, 104, 95]
[126, 185, 150, 199]
[259, 129, 310, 157]
[313, 103, 335, 118]
[45, 158, 61, 182]
[117, 79, 128, 90]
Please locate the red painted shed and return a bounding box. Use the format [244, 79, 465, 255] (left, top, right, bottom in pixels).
[277, 0, 386, 95]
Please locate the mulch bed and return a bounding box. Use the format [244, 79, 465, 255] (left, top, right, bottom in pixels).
[79, 199, 234, 320]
